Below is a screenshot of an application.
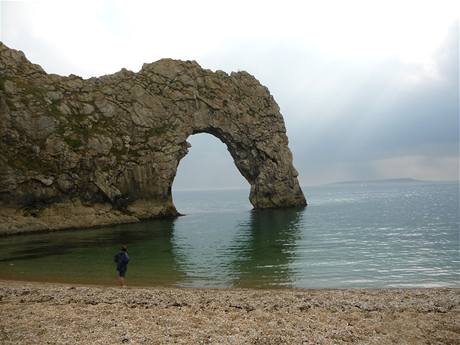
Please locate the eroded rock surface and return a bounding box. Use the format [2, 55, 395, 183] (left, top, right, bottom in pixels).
[0, 42, 306, 234]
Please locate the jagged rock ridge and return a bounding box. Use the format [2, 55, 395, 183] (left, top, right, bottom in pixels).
[0, 42, 306, 234]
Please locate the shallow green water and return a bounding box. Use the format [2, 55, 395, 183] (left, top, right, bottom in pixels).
[0, 181, 458, 288]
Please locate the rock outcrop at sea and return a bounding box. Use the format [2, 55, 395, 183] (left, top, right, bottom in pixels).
[0, 42, 306, 234]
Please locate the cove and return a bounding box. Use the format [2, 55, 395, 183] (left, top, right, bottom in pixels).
[0, 182, 458, 289]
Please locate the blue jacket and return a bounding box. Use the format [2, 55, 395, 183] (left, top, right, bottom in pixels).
[114, 251, 129, 271]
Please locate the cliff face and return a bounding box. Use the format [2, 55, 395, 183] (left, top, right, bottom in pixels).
[0, 42, 306, 234]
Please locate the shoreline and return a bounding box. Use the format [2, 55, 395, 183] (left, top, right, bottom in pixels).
[1, 280, 458, 344]
[0, 276, 458, 291]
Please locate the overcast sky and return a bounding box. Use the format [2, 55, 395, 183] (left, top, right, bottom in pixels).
[1, 0, 458, 190]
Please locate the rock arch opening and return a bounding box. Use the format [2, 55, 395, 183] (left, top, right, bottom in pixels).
[172, 133, 251, 212]
[173, 133, 250, 192]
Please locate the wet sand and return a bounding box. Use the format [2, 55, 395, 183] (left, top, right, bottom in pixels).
[0, 280, 458, 344]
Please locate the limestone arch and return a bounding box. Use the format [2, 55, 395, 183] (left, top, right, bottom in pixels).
[0, 43, 307, 232]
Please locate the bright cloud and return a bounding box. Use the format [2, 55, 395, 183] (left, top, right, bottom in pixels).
[2, 0, 457, 77]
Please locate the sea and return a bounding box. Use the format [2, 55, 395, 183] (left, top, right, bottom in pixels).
[0, 180, 458, 289]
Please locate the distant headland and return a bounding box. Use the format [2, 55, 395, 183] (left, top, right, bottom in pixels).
[331, 178, 426, 185]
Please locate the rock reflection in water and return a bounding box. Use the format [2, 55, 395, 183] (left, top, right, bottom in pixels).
[230, 208, 304, 288]
[170, 207, 304, 288]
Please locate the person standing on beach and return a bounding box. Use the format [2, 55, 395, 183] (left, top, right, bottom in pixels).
[114, 246, 129, 287]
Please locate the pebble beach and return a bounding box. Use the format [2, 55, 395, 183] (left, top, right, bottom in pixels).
[0, 280, 458, 344]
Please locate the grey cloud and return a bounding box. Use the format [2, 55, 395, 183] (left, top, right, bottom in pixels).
[179, 24, 458, 186]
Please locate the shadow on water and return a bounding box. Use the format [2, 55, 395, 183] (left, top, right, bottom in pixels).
[0, 221, 169, 261]
[0, 219, 186, 286]
[230, 207, 304, 288]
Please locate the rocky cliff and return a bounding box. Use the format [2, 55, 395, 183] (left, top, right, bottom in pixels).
[0, 42, 306, 234]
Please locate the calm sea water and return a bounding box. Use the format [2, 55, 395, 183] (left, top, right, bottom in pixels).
[0, 181, 458, 288]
